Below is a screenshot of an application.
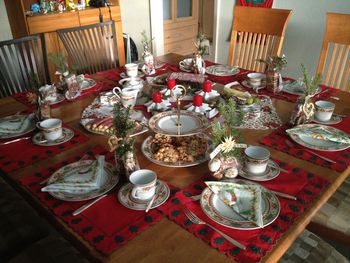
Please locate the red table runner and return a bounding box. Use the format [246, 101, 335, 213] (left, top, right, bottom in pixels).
[18, 147, 172, 255]
[260, 116, 350, 172]
[156, 159, 329, 263]
[0, 125, 89, 173]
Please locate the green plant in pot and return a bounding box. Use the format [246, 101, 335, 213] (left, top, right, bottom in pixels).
[258, 54, 287, 93]
[108, 103, 139, 178]
[209, 98, 244, 180]
[290, 64, 322, 126]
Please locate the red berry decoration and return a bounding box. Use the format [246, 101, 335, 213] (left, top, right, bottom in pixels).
[152, 91, 162, 103]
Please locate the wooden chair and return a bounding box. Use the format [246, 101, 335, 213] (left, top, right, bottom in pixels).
[227, 6, 291, 72]
[316, 13, 350, 91]
[57, 21, 125, 75]
[0, 34, 50, 98]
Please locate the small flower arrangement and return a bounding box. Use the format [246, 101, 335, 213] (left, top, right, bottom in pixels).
[48, 51, 75, 77]
[300, 64, 322, 99]
[258, 54, 287, 72]
[141, 30, 154, 53]
[194, 32, 209, 56]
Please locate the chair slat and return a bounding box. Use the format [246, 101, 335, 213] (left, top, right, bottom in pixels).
[336, 45, 349, 89]
[325, 43, 339, 86]
[243, 32, 253, 69]
[247, 33, 258, 70]
[330, 44, 345, 87]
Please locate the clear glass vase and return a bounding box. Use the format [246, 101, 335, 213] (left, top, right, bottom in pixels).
[266, 69, 283, 93]
[114, 142, 140, 180]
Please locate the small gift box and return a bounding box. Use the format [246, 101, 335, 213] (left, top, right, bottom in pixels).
[100, 92, 118, 106]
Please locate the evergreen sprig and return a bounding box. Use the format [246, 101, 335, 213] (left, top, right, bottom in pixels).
[257, 55, 287, 71]
[301, 64, 322, 97]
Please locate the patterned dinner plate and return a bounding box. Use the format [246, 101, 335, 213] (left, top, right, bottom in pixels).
[200, 178, 280, 230]
[0, 114, 36, 139]
[118, 180, 170, 210]
[148, 110, 210, 136]
[32, 127, 74, 146]
[289, 124, 350, 151]
[206, 65, 240, 76]
[80, 78, 96, 90]
[239, 160, 280, 181]
[47, 160, 119, 201]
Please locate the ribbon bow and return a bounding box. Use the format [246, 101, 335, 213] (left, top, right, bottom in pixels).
[108, 135, 123, 152]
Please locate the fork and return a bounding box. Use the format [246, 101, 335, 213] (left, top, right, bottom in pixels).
[183, 208, 246, 250]
[285, 139, 336, 164]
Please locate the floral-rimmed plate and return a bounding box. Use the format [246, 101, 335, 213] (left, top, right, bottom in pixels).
[0, 114, 36, 139]
[239, 160, 280, 181]
[206, 65, 239, 76]
[118, 180, 170, 210]
[47, 160, 118, 201]
[32, 127, 74, 146]
[200, 179, 280, 230]
[141, 134, 213, 168]
[148, 110, 210, 136]
[289, 124, 350, 151]
[80, 78, 97, 91]
[312, 115, 342, 125]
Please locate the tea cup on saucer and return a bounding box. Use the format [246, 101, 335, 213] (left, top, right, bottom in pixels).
[129, 169, 157, 201]
[179, 58, 193, 70]
[247, 73, 265, 87]
[125, 63, 139, 78]
[113, 87, 139, 108]
[36, 118, 62, 141]
[314, 100, 335, 122]
[244, 146, 270, 174]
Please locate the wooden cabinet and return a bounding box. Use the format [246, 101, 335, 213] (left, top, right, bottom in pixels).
[4, 0, 125, 82]
[163, 0, 199, 56]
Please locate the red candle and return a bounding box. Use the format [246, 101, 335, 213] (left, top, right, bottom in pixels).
[152, 91, 162, 103]
[193, 94, 203, 107]
[167, 79, 176, 90]
[203, 81, 212, 92]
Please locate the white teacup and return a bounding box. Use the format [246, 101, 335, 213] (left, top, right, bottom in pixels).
[244, 146, 270, 174]
[314, 100, 335, 122]
[129, 169, 157, 201]
[125, 63, 139, 78]
[39, 84, 57, 102]
[113, 87, 139, 108]
[37, 118, 62, 141]
[247, 73, 265, 87]
[179, 58, 193, 70]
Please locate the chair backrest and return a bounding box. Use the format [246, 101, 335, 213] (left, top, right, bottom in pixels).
[316, 13, 350, 91]
[0, 34, 50, 98]
[228, 6, 291, 72]
[57, 21, 124, 75]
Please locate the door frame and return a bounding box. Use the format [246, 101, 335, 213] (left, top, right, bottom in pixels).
[150, 0, 219, 61]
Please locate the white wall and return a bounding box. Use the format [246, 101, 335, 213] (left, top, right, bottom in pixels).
[273, 0, 350, 79]
[119, 0, 152, 59]
[0, 0, 12, 41]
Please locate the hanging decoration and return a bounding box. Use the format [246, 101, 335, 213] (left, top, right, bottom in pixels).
[237, 0, 273, 8]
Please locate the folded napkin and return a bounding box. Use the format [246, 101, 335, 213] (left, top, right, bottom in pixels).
[196, 90, 220, 101]
[0, 114, 32, 134]
[42, 156, 105, 193]
[286, 125, 350, 144]
[283, 80, 304, 93]
[205, 181, 263, 228]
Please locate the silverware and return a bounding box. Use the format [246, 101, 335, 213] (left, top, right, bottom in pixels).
[268, 190, 297, 200]
[285, 139, 336, 164]
[145, 182, 160, 212]
[267, 162, 290, 173]
[183, 208, 246, 250]
[72, 194, 108, 216]
[0, 136, 31, 145]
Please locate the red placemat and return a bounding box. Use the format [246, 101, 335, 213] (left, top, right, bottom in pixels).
[13, 76, 114, 109]
[157, 160, 329, 263]
[260, 116, 350, 172]
[18, 147, 173, 255]
[0, 125, 89, 173]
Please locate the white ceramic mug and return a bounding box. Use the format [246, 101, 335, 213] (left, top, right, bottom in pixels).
[125, 63, 139, 78]
[247, 73, 265, 87]
[179, 58, 193, 69]
[244, 146, 270, 174]
[129, 169, 157, 201]
[112, 87, 139, 108]
[314, 100, 335, 122]
[37, 118, 62, 141]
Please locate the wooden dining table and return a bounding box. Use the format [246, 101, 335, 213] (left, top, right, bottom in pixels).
[1, 53, 349, 263]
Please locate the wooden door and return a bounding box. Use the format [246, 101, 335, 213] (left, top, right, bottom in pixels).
[163, 0, 199, 56]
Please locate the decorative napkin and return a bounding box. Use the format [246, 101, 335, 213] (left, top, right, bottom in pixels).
[205, 181, 263, 228]
[286, 125, 350, 144]
[41, 155, 105, 193]
[0, 114, 32, 134]
[283, 80, 304, 94]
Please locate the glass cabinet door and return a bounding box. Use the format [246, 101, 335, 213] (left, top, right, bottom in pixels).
[163, 0, 172, 20]
[177, 0, 192, 18]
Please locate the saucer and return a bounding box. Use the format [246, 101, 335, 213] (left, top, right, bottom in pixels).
[118, 180, 170, 210]
[32, 127, 74, 146]
[241, 80, 266, 92]
[312, 114, 342, 125]
[239, 160, 280, 181]
[47, 93, 65, 105]
[179, 65, 192, 73]
[120, 71, 145, 79]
